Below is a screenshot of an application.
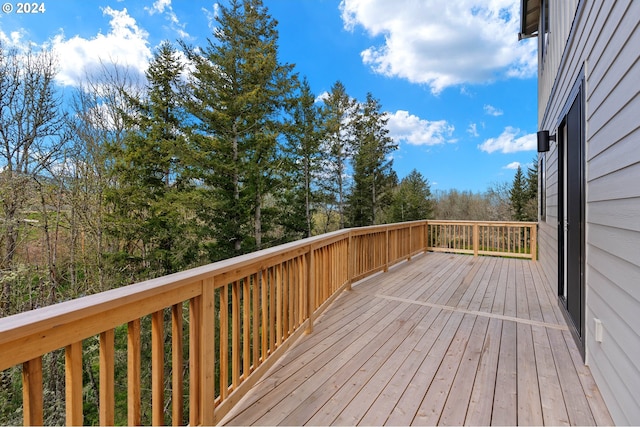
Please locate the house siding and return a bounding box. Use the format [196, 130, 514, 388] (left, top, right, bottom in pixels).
[538, 0, 640, 424]
[538, 0, 579, 127]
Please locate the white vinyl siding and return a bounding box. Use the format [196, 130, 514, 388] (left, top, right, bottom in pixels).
[537, 0, 640, 424]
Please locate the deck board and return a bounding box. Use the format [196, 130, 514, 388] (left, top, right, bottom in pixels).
[219, 253, 613, 426]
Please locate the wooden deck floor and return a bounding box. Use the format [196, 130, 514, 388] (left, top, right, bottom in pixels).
[219, 253, 613, 426]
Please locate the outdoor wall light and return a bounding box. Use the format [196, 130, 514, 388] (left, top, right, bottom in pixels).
[537, 130, 555, 152]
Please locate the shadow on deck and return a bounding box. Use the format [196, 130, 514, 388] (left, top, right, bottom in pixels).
[219, 253, 613, 426]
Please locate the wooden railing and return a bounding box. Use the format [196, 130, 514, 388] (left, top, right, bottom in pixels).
[427, 220, 537, 260]
[0, 220, 535, 426]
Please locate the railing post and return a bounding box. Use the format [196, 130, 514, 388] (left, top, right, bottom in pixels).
[99, 329, 115, 426]
[65, 342, 83, 426]
[189, 295, 201, 426]
[473, 223, 479, 257]
[22, 357, 43, 426]
[408, 225, 412, 261]
[127, 320, 141, 426]
[425, 220, 430, 252]
[151, 311, 164, 426]
[346, 232, 353, 291]
[201, 278, 216, 425]
[306, 247, 315, 334]
[531, 223, 538, 261]
[384, 227, 389, 272]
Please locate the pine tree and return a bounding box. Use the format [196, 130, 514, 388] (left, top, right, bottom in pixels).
[107, 41, 193, 277]
[182, 0, 296, 259]
[283, 77, 323, 238]
[509, 165, 527, 221]
[524, 158, 538, 221]
[319, 81, 356, 229]
[348, 93, 398, 226]
[388, 169, 434, 222]
[526, 160, 538, 201]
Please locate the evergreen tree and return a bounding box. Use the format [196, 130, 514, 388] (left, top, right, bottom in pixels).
[283, 77, 323, 238]
[107, 41, 194, 277]
[507, 160, 538, 222]
[524, 158, 539, 221]
[388, 169, 433, 222]
[525, 159, 538, 201]
[348, 93, 397, 226]
[319, 81, 356, 229]
[509, 165, 527, 221]
[182, 0, 295, 260]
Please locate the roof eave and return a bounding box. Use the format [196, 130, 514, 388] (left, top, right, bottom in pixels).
[519, 0, 540, 39]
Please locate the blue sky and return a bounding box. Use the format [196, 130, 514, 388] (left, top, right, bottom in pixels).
[0, 0, 538, 193]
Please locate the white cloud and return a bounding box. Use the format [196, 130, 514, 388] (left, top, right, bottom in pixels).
[146, 0, 171, 15]
[504, 161, 521, 170]
[315, 91, 330, 104]
[478, 126, 536, 153]
[484, 104, 503, 116]
[467, 123, 479, 137]
[202, 5, 220, 31]
[50, 7, 152, 87]
[387, 110, 455, 146]
[146, 0, 190, 39]
[339, 0, 537, 94]
[0, 29, 29, 48]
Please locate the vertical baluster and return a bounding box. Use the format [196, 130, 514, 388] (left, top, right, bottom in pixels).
[188, 296, 201, 426]
[290, 259, 296, 330]
[307, 249, 315, 334]
[297, 257, 302, 327]
[291, 258, 296, 330]
[220, 284, 229, 400]
[276, 263, 283, 346]
[473, 223, 479, 257]
[171, 304, 183, 426]
[231, 281, 240, 390]
[128, 319, 141, 426]
[261, 270, 268, 360]
[100, 329, 115, 426]
[384, 228, 390, 272]
[269, 268, 275, 352]
[66, 341, 83, 426]
[283, 262, 289, 340]
[22, 357, 43, 426]
[243, 278, 250, 379]
[201, 278, 215, 425]
[299, 256, 305, 325]
[151, 311, 164, 426]
[252, 273, 259, 370]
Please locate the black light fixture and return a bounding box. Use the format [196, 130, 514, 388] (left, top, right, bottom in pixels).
[537, 130, 555, 152]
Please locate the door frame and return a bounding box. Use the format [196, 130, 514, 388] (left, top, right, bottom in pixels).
[556, 71, 586, 357]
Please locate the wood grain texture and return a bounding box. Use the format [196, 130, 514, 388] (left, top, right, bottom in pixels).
[221, 253, 612, 426]
[127, 319, 142, 426]
[151, 310, 164, 426]
[22, 357, 43, 426]
[65, 342, 83, 426]
[99, 329, 115, 426]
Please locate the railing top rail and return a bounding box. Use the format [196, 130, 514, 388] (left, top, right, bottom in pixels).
[428, 219, 538, 226]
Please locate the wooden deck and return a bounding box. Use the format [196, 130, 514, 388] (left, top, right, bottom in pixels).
[219, 253, 613, 426]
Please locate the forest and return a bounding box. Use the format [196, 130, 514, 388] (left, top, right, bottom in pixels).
[0, 0, 536, 423]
